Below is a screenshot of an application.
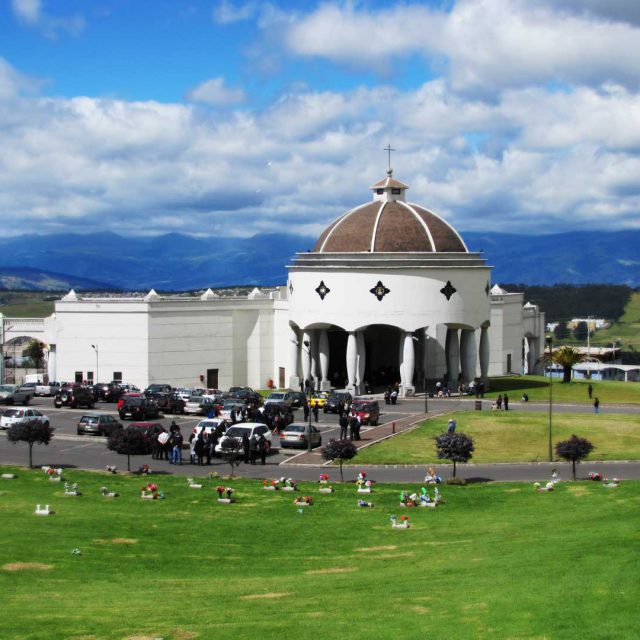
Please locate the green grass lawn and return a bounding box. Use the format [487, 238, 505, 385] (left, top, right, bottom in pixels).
[0, 467, 638, 639]
[593, 291, 640, 350]
[354, 411, 640, 465]
[484, 376, 640, 404]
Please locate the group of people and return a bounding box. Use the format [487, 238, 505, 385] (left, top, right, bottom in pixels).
[491, 393, 510, 411]
[338, 411, 362, 440]
[383, 384, 399, 405]
[241, 431, 269, 465]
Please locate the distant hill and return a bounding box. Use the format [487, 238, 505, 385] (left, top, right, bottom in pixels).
[0, 229, 638, 290]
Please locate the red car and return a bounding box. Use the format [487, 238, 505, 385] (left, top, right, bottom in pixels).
[351, 399, 380, 426]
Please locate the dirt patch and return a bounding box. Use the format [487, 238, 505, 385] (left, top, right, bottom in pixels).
[504, 488, 522, 493]
[124, 636, 158, 640]
[3, 562, 53, 571]
[307, 612, 324, 618]
[305, 567, 356, 575]
[567, 486, 590, 496]
[355, 545, 397, 552]
[240, 592, 291, 600]
[412, 606, 430, 614]
[464, 602, 488, 610]
[174, 631, 198, 640]
[375, 552, 415, 559]
[112, 538, 138, 544]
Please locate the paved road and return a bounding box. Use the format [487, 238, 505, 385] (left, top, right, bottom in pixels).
[2, 395, 639, 483]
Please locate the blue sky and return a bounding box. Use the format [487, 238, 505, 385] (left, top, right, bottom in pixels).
[1, 0, 639, 238]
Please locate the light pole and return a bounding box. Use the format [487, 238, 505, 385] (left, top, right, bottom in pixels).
[424, 331, 429, 414]
[303, 339, 312, 453]
[91, 344, 99, 383]
[546, 335, 553, 462]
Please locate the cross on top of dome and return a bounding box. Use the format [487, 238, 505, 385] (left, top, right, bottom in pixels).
[369, 143, 409, 202]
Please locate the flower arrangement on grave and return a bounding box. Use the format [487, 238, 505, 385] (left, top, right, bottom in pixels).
[263, 479, 279, 490]
[400, 515, 409, 522]
[45, 467, 63, 481]
[533, 482, 554, 492]
[356, 471, 366, 485]
[141, 482, 162, 499]
[216, 486, 234, 500]
[357, 499, 373, 508]
[319, 473, 330, 484]
[105, 465, 117, 474]
[64, 482, 79, 495]
[280, 477, 298, 491]
[294, 496, 313, 505]
[400, 490, 418, 506]
[138, 464, 151, 475]
[602, 477, 620, 487]
[100, 486, 119, 498]
[588, 471, 603, 481]
[390, 514, 410, 528]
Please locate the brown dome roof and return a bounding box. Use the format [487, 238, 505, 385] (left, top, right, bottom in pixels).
[313, 177, 467, 253]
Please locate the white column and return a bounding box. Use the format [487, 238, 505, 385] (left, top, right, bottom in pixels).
[401, 331, 415, 396]
[319, 329, 330, 391]
[479, 326, 490, 381]
[346, 331, 357, 395]
[459, 329, 476, 384]
[309, 329, 319, 382]
[446, 328, 460, 386]
[356, 330, 365, 394]
[398, 330, 405, 386]
[47, 346, 57, 383]
[301, 330, 311, 384]
[288, 326, 299, 389]
[528, 337, 539, 375]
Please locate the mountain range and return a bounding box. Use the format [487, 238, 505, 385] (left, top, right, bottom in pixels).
[0, 230, 637, 291]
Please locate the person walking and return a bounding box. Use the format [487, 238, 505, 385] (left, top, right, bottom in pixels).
[594, 397, 600, 414]
[189, 432, 197, 465]
[249, 434, 258, 465]
[242, 432, 250, 464]
[257, 434, 267, 465]
[311, 404, 319, 422]
[496, 394, 503, 410]
[195, 432, 205, 466]
[503, 393, 509, 411]
[303, 402, 310, 422]
[588, 384, 593, 399]
[339, 413, 348, 440]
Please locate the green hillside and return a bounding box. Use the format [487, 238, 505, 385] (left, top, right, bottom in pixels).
[592, 291, 640, 350]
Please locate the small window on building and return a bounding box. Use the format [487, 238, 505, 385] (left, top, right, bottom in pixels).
[506, 354, 512, 374]
[75, 371, 83, 383]
[376, 188, 384, 194]
[87, 371, 94, 382]
[113, 371, 122, 382]
[392, 188, 401, 195]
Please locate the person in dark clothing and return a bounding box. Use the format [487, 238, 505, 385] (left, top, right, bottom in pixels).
[206, 432, 216, 464]
[151, 432, 161, 460]
[242, 432, 250, 464]
[258, 434, 267, 465]
[249, 434, 258, 465]
[311, 404, 319, 422]
[354, 415, 361, 441]
[588, 384, 593, 399]
[349, 414, 358, 441]
[303, 403, 310, 421]
[496, 394, 503, 410]
[339, 414, 348, 440]
[594, 397, 600, 414]
[503, 394, 509, 411]
[195, 433, 205, 466]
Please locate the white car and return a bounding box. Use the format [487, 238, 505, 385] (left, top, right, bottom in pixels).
[1, 407, 50, 429]
[193, 418, 227, 437]
[214, 422, 275, 454]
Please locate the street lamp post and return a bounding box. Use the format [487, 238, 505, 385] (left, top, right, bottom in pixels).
[423, 330, 429, 414]
[546, 335, 553, 462]
[303, 339, 312, 453]
[91, 344, 99, 383]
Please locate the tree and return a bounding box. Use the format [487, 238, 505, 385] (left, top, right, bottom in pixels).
[219, 437, 243, 477]
[107, 427, 150, 472]
[555, 434, 594, 480]
[551, 345, 586, 383]
[573, 321, 588, 342]
[553, 321, 570, 340]
[435, 432, 474, 478]
[320, 439, 357, 482]
[7, 419, 53, 468]
[24, 340, 45, 370]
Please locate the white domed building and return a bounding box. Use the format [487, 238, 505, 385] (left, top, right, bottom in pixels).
[5, 171, 545, 392]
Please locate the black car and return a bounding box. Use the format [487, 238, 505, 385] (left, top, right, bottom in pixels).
[148, 392, 185, 415]
[54, 385, 95, 409]
[144, 384, 173, 397]
[92, 382, 124, 403]
[118, 397, 161, 420]
[324, 391, 353, 413]
[290, 391, 308, 408]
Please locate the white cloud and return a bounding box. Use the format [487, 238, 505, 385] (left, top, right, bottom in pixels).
[213, 0, 259, 25]
[11, 0, 85, 38]
[186, 77, 246, 106]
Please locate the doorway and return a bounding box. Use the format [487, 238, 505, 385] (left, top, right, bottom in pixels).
[207, 368, 219, 389]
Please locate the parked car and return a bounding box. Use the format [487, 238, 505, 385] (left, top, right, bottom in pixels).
[117, 392, 142, 411]
[118, 397, 160, 420]
[228, 387, 262, 403]
[309, 391, 330, 409]
[148, 392, 184, 415]
[54, 385, 95, 409]
[215, 422, 275, 454]
[324, 391, 353, 414]
[144, 384, 173, 397]
[1, 407, 50, 429]
[77, 413, 123, 436]
[351, 398, 380, 425]
[35, 382, 53, 396]
[0, 384, 33, 405]
[184, 395, 218, 416]
[279, 422, 322, 449]
[218, 399, 246, 421]
[92, 382, 124, 403]
[264, 390, 294, 409]
[289, 391, 308, 408]
[116, 383, 140, 393]
[193, 418, 227, 437]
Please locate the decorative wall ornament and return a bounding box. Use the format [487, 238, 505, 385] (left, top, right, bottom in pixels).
[370, 280, 390, 301]
[315, 281, 330, 300]
[289, 281, 294, 295]
[485, 281, 491, 296]
[440, 281, 457, 301]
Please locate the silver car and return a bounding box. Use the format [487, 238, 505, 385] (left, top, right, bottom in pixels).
[280, 422, 322, 449]
[0, 384, 33, 405]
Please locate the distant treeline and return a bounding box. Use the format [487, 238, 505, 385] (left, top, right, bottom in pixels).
[501, 284, 633, 322]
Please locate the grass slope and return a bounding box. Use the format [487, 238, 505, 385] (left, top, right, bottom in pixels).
[594, 290, 640, 349]
[0, 467, 638, 640]
[354, 412, 640, 465]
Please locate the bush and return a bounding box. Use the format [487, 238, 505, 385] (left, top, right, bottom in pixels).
[446, 477, 467, 486]
[321, 439, 357, 482]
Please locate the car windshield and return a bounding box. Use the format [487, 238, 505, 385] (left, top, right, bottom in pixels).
[0, 385, 16, 392]
[352, 402, 374, 411]
[222, 400, 241, 409]
[3, 409, 23, 417]
[284, 425, 306, 433]
[268, 393, 284, 400]
[125, 398, 143, 406]
[225, 426, 250, 438]
[80, 416, 98, 423]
